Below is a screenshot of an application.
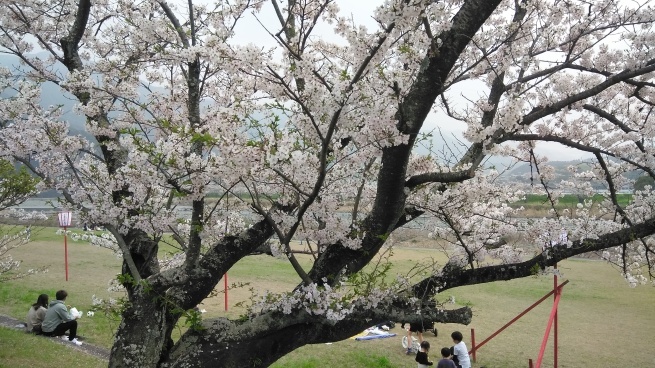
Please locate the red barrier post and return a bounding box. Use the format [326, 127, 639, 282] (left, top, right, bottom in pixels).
[535, 289, 563, 368]
[64, 226, 69, 281]
[471, 328, 476, 362]
[224, 273, 228, 311]
[554, 266, 558, 368]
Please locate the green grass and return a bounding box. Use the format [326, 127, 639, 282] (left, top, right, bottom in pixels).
[1, 237, 655, 367]
[0, 238, 124, 348]
[272, 350, 394, 368]
[269, 260, 655, 368]
[0, 328, 106, 368]
[513, 193, 632, 208]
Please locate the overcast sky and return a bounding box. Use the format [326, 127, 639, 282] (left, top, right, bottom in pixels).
[5, 1, 594, 163]
[218, 0, 593, 163]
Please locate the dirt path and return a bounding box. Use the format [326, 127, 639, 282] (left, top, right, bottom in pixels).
[0, 314, 110, 361]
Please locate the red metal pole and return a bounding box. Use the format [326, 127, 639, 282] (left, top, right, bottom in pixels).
[535, 290, 563, 368]
[468, 280, 569, 355]
[224, 273, 228, 311]
[64, 226, 69, 281]
[471, 328, 477, 362]
[554, 266, 558, 368]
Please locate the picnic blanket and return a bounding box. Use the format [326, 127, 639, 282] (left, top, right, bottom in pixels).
[352, 327, 397, 341]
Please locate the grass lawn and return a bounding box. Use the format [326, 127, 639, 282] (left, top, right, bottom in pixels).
[1, 227, 654, 367]
[0, 328, 106, 368]
[271, 258, 655, 368]
[511, 194, 633, 217]
[513, 193, 633, 207]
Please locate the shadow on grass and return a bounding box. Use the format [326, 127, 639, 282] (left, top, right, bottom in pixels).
[272, 351, 394, 368]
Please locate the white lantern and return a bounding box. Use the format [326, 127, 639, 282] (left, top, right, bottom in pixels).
[57, 211, 73, 281]
[58, 211, 72, 227]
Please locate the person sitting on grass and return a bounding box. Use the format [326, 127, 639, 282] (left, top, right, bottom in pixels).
[437, 347, 457, 368]
[41, 290, 82, 346]
[25, 294, 49, 334]
[415, 341, 433, 368]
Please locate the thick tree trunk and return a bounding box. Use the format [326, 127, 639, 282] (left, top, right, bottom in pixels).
[108, 220, 277, 367]
[109, 290, 174, 368]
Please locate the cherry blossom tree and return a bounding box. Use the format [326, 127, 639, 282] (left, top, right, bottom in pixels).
[0, 159, 41, 281]
[1, 0, 655, 367]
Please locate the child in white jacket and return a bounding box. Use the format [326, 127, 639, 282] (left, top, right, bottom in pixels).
[451, 331, 471, 368]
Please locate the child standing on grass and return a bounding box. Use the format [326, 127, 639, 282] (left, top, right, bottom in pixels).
[451, 331, 471, 368]
[437, 347, 457, 368]
[415, 341, 433, 367]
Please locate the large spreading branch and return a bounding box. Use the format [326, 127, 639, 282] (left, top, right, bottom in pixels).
[519, 63, 655, 127]
[307, 0, 504, 285]
[505, 133, 655, 179]
[412, 216, 655, 297]
[148, 217, 274, 298]
[166, 295, 471, 367]
[405, 170, 476, 189]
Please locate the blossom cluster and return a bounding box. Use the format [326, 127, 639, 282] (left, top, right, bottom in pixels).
[252, 277, 404, 323]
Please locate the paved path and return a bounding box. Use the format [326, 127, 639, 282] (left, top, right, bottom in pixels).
[0, 314, 110, 361]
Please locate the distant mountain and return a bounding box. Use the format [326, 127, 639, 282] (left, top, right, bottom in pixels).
[1, 53, 89, 136]
[501, 159, 642, 190]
